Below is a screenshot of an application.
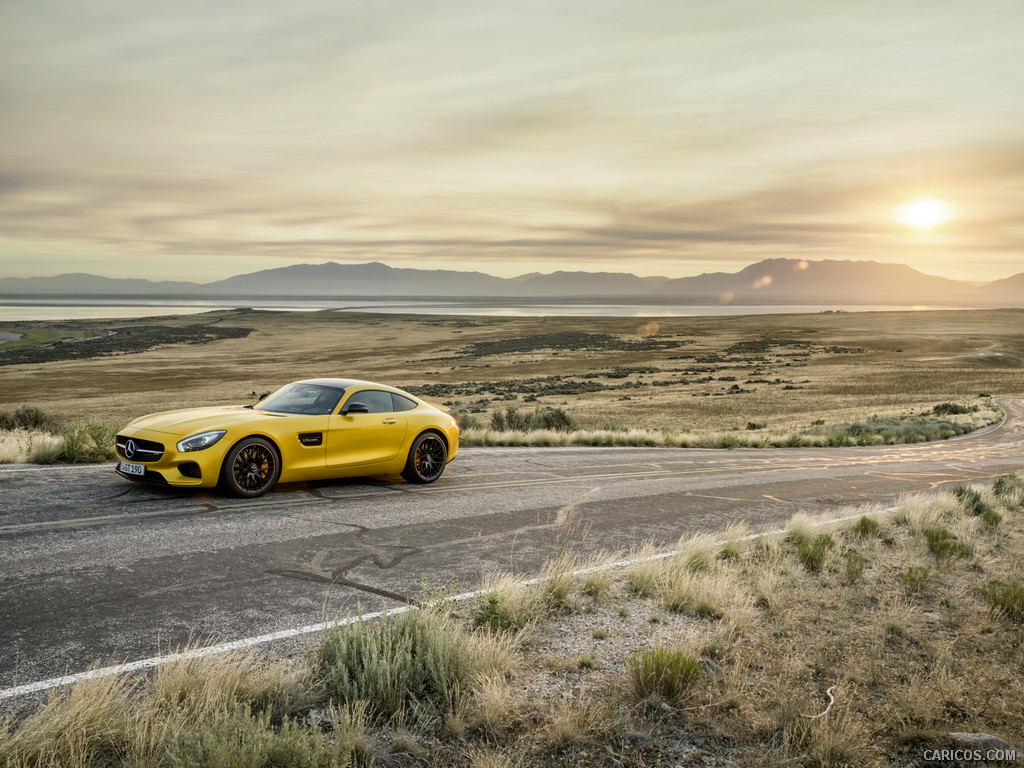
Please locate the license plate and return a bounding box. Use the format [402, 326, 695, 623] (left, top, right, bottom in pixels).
[119, 461, 145, 477]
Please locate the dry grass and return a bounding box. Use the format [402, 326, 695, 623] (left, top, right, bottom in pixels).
[1, 308, 1020, 438]
[3, 477, 1023, 766]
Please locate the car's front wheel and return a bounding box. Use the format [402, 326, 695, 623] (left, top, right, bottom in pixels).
[220, 437, 280, 498]
[401, 432, 447, 484]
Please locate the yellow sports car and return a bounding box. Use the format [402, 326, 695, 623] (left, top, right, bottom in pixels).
[114, 378, 459, 498]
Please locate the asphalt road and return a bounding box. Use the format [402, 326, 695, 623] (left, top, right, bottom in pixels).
[2, 399, 1022, 693]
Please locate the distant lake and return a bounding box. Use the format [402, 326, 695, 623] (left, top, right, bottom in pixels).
[0, 296, 978, 322]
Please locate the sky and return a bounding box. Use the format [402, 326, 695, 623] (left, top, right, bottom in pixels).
[1, 0, 1023, 283]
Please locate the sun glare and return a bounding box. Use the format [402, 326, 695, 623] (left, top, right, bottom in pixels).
[895, 197, 951, 231]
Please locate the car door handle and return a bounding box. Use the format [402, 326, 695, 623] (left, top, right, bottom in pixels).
[382, 418, 398, 424]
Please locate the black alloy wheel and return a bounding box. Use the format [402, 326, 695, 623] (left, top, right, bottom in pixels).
[401, 432, 447, 484]
[221, 437, 281, 498]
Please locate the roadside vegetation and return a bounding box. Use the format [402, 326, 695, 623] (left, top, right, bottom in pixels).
[455, 401, 1000, 449]
[0, 397, 998, 465]
[3, 476, 1022, 767]
[0, 405, 116, 464]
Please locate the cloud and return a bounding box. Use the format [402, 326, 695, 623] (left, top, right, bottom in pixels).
[2, 0, 1024, 280]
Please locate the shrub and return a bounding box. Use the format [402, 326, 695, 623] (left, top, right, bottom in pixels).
[923, 527, 968, 559]
[627, 648, 701, 703]
[851, 516, 881, 538]
[58, 420, 119, 463]
[450, 408, 484, 430]
[951, 485, 992, 517]
[980, 509, 1003, 528]
[489, 406, 579, 433]
[797, 534, 835, 572]
[983, 579, 1024, 622]
[843, 548, 867, 583]
[317, 609, 511, 726]
[0, 404, 59, 431]
[933, 402, 970, 416]
[992, 474, 1024, 505]
[898, 565, 933, 595]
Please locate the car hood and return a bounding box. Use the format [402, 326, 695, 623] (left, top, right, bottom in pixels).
[125, 406, 278, 436]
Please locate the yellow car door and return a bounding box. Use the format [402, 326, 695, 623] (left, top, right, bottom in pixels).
[326, 389, 409, 468]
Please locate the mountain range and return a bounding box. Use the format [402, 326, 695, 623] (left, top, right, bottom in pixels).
[1, 258, 1022, 306]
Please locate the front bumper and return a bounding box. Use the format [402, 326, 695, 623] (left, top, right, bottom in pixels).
[115, 428, 227, 488]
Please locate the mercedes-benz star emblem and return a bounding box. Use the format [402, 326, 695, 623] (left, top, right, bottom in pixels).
[125, 439, 136, 458]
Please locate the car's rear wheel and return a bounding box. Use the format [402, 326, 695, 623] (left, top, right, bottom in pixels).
[220, 437, 280, 498]
[401, 432, 447, 484]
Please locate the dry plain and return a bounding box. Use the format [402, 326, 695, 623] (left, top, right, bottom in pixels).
[1, 307, 1022, 438]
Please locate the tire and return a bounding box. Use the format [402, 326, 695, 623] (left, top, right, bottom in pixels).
[220, 437, 281, 498]
[401, 431, 447, 484]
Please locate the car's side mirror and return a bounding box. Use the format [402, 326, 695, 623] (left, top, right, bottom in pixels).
[341, 402, 369, 415]
[257, 392, 270, 402]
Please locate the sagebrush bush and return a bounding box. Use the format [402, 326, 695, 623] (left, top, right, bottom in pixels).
[796, 534, 835, 572]
[898, 565, 933, 595]
[923, 527, 968, 559]
[0, 404, 58, 431]
[843, 548, 867, 583]
[489, 406, 579, 433]
[58, 420, 118, 463]
[851, 516, 881, 538]
[952, 485, 992, 517]
[983, 579, 1024, 623]
[319, 609, 512, 727]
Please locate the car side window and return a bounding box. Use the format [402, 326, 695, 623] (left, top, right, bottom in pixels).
[351, 390, 395, 414]
[391, 394, 418, 412]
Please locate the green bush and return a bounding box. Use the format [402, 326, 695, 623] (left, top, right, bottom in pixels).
[318, 609, 508, 727]
[489, 406, 579, 432]
[58, 420, 118, 463]
[951, 485, 992, 517]
[626, 648, 701, 703]
[796, 534, 835, 572]
[982, 579, 1024, 623]
[816, 414, 975, 446]
[843, 548, 867, 583]
[923, 527, 968, 559]
[164, 704, 365, 768]
[933, 402, 971, 416]
[851, 516, 881, 538]
[0, 404, 59, 431]
[981, 509, 1003, 528]
[718, 434, 742, 449]
[898, 565, 933, 595]
[450, 408, 484, 430]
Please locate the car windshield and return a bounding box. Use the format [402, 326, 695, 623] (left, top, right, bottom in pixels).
[257, 383, 344, 415]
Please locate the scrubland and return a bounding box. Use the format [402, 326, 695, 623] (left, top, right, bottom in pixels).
[0, 308, 1021, 460]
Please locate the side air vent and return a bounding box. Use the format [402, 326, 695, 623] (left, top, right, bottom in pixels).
[298, 432, 323, 446]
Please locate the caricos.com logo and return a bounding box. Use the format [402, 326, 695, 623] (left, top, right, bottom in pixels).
[923, 748, 1019, 763]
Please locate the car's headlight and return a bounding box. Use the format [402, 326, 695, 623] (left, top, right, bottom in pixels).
[176, 430, 227, 452]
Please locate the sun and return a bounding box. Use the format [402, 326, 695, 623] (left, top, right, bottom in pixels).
[895, 197, 951, 231]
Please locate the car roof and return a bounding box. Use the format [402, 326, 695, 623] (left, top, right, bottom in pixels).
[294, 378, 411, 395]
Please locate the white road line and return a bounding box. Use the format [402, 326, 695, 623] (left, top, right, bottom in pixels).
[0, 463, 116, 473]
[0, 504, 892, 702]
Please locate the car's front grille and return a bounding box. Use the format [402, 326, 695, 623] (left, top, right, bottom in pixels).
[116, 436, 165, 463]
